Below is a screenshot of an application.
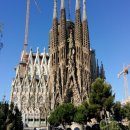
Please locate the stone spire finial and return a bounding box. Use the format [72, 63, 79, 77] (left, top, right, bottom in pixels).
[75, 0, 80, 10]
[30, 47, 32, 52]
[53, 0, 57, 19]
[59, 0, 66, 44]
[44, 48, 46, 53]
[61, 0, 65, 9]
[100, 61, 106, 80]
[37, 47, 39, 53]
[83, 0, 87, 21]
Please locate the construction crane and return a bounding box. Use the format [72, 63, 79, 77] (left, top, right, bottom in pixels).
[24, 0, 30, 53]
[24, 0, 41, 53]
[118, 64, 130, 99]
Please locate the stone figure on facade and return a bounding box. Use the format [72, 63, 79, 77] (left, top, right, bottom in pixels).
[68, 30, 74, 59]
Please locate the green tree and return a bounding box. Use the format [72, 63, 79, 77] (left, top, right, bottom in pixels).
[112, 101, 125, 121]
[48, 103, 75, 128]
[6, 103, 15, 130]
[74, 104, 88, 124]
[83, 101, 100, 122]
[14, 106, 23, 130]
[89, 78, 115, 122]
[109, 121, 121, 130]
[47, 109, 60, 127]
[123, 103, 130, 120]
[0, 102, 9, 130]
[0, 102, 23, 130]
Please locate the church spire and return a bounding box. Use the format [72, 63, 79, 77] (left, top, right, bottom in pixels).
[53, 0, 57, 19]
[61, 0, 65, 9]
[83, 0, 87, 21]
[52, 0, 58, 48]
[100, 62, 106, 80]
[59, 0, 66, 43]
[96, 59, 99, 77]
[82, 0, 90, 49]
[75, 0, 82, 45]
[75, 0, 80, 10]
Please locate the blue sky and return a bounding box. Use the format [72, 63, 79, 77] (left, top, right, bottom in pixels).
[0, 0, 130, 102]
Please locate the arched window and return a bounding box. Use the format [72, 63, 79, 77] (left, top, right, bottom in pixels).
[74, 127, 80, 130]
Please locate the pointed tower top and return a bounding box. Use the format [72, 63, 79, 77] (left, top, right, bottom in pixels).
[100, 61, 106, 80]
[83, 0, 87, 21]
[37, 47, 39, 53]
[44, 48, 46, 53]
[30, 47, 32, 52]
[97, 59, 99, 65]
[61, 0, 65, 9]
[53, 0, 57, 19]
[75, 0, 80, 10]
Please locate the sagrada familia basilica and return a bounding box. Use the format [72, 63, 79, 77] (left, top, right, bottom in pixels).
[10, 0, 105, 129]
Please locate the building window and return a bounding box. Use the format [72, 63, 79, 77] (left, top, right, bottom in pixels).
[34, 118, 39, 121]
[28, 118, 33, 122]
[40, 118, 45, 121]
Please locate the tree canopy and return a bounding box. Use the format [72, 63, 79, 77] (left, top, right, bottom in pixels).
[74, 104, 88, 124]
[48, 78, 130, 129]
[0, 102, 23, 130]
[112, 101, 125, 121]
[89, 78, 115, 121]
[48, 103, 75, 128]
[123, 103, 130, 120]
[0, 102, 9, 130]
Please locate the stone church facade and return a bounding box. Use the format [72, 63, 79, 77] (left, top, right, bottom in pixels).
[10, 48, 49, 128]
[10, 0, 104, 129]
[48, 0, 93, 110]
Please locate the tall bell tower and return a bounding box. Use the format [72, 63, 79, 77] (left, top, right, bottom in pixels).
[48, 0, 94, 110]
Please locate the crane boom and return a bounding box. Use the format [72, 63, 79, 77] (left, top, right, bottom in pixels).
[24, 0, 30, 53]
[23, 0, 41, 54]
[118, 64, 130, 99]
[33, 0, 41, 13]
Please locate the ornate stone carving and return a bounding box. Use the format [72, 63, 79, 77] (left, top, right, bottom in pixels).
[67, 30, 74, 58]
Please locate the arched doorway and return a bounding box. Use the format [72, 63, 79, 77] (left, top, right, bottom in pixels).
[74, 127, 80, 130]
